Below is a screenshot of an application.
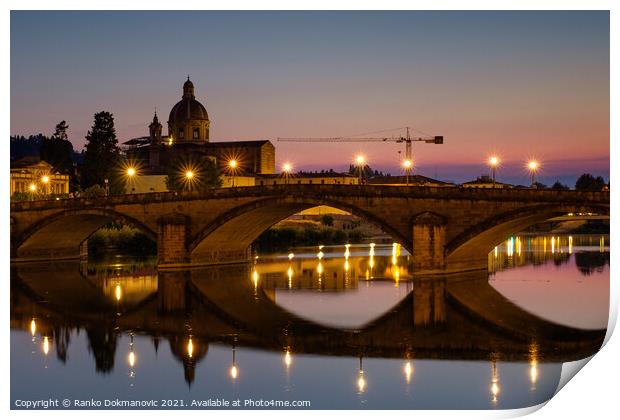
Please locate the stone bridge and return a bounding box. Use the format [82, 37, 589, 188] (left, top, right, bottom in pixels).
[10, 185, 609, 273]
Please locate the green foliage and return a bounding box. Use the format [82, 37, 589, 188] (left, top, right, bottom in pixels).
[575, 173, 606, 191]
[83, 184, 107, 198]
[166, 153, 222, 192]
[347, 164, 387, 180]
[52, 120, 69, 141]
[10, 192, 34, 202]
[320, 214, 334, 227]
[40, 138, 73, 173]
[254, 226, 366, 252]
[11, 191, 71, 202]
[551, 181, 570, 190]
[88, 225, 156, 258]
[82, 111, 124, 194]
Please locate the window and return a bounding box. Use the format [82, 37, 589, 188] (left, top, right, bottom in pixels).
[178, 128, 185, 139]
[192, 127, 199, 139]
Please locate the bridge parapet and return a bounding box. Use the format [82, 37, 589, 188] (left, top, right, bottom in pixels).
[10, 185, 610, 211]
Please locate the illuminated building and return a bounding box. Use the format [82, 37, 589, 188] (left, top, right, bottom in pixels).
[123, 77, 275, 192]
[10, 159, 70, 196]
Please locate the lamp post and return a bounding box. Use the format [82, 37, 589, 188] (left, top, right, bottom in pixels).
[355, 155, 366, 185]
[104, 178, 109, 196]
[41, 175, 50, 196]
[488, 156, 499, 187]
[402, 159, 413, 186]
[282, 162, 292, 185]
[126, 167, 137, 194]
[28, 183, 37, 201]
[528, 160, 539, 187]
[228, 160, 238, 187]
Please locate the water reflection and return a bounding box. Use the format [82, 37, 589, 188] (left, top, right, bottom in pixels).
[10, 236, 608, 409]
[489, 234, 609, 275]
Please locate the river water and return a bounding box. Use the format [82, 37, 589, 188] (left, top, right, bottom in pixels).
[10, 234, 609, 409]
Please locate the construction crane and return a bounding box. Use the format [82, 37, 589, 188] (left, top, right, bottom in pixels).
[277, 126, 443, 164]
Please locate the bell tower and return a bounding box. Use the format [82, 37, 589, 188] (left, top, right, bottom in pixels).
[149, 111, 163, 144]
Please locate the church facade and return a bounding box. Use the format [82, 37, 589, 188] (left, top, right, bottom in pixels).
[123, 78, 275, 177]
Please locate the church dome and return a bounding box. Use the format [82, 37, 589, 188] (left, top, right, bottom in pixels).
[168, 97, 209, 122]
[167, 77, 211, 142]
[168, 77, 209, 122]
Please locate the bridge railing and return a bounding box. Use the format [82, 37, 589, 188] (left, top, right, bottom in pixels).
[10, 184, 610, 211]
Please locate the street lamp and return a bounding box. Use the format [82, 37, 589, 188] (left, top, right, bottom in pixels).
[29, 183, 37, 200]
[488, 156, 500, 187]
[402, 159, 413, 186]
[126, 167, 137, 194]
[41, 175, 50, 196]
[282, 162, 292, 185]
[527, 160, 539, 186]
[355, 155, 366, 184]
[185, 170, 194, 179]
[228, 159, 238, 187]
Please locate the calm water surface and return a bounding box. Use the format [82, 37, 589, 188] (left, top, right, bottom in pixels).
[10, 235, 609, 409]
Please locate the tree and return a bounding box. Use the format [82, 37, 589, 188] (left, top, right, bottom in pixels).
[551, 181, 570, 190]
[82, 111, 123, 193]
[52, 120, 69, 141]
[575, 173, 606, 191]
[40, 124, 74, 175]
[320, 214, 334, 227]
[166, 153, 222, 192]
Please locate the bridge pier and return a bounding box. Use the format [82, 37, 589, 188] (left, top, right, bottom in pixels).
[412, 212, 446, 274]
[413, 276, 446, 327]
[157, 214, 191, 268]
[158, 270, 188, 313]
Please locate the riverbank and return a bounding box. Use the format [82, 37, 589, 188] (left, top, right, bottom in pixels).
[88, 225, 156, 257]
[254, 226, 366, 252]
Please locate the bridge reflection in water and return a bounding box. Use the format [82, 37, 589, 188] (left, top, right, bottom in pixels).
[11, 238, 607, 408]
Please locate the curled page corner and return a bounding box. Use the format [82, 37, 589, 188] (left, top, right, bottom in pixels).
[555, 356, 594, 396]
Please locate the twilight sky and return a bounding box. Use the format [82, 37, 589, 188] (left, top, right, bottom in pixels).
[10, 11, 609, 185]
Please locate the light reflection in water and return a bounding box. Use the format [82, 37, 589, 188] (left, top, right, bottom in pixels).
[9, 236, 608, 409]
[115, 283, 122, 302]
[230, 346, 238, 381]
[490, 359, 500, 405]
[187, 337, 194, 359]
[357, 357, 366, 394]
[128, 333, 136, 381]
[284, 349, 292, 369]
[529, 342, 539, 390]
[404, 361, 413, 384]
[42, 336, 50, 356]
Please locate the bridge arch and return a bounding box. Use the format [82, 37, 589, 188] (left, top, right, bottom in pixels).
[189, 195, 410, 264]
[445, 203, 610, 271]
[14, 208, 157, 262]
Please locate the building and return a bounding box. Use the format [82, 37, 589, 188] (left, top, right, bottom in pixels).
[256, 172, 359, 186]
[10, 158, 70, 196]
[461, 175, 513, 189]
[123, 78, 275, 182]
[367, 174, 455, 187]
